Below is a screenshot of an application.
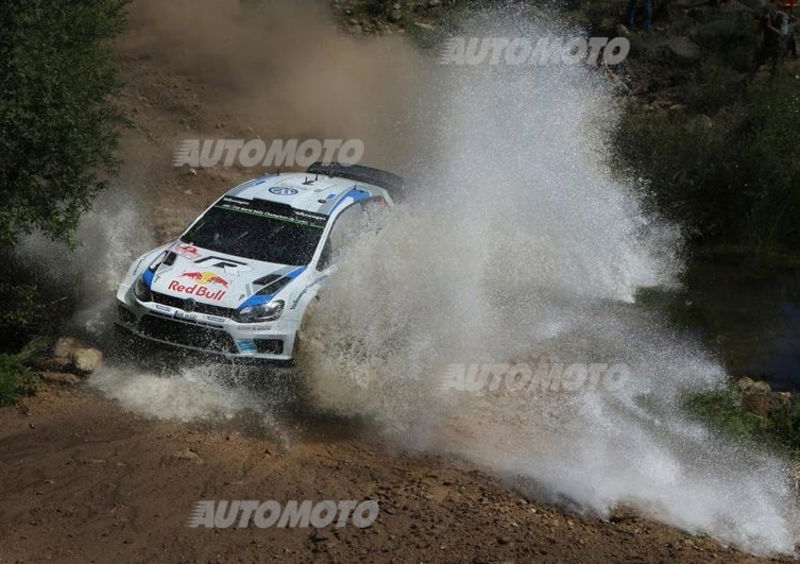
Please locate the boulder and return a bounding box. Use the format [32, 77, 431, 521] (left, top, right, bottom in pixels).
[72, 348, 103, 375]
[52, 337, 80, 359]
[691, 114, 713, 131]
[32, 357, 74, 373]
[736, 376, 771, 393]
[39, 372, 81, 385]
[666, 37, 701, 60]
[741, 392, 790, 417]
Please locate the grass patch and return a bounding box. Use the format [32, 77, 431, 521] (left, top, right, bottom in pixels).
[0, 353, 36, 407]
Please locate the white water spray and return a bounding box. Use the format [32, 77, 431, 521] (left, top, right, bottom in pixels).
[297, 14, 799, 556]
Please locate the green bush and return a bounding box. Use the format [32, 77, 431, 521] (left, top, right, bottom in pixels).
[685, 387, 765, 440]
[0, 282, 48, 353]
[0, 0, 128, 248]
[612, 73, 800, 252]
[770, 398, 800, 451]
[687, 387, 800, 455]
[683, 63, 747, 113]
[0, 354, 36, 407]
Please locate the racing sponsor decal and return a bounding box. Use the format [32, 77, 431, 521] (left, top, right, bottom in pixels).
[239, 324, 272, 331]
[269, 186, 299, 196]
[179, 271, 230, 288]
[168, 271, 230, 301]
[195, 256, 248, 266]
[171, 242, 202, 260]
[289, 287, 308, 310]
[219, 197, 327, 229]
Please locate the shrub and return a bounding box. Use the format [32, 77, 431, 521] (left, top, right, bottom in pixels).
[0, 354, 36, 407]
[685, 387, 765, 440]
[0, 282, 48, 353]
[611, 73, 800, 252]
[0, 0, 128, 248]
[687, 387, 800, 456]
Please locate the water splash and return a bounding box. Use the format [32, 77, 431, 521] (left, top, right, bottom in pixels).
[297, 13, 799, 556]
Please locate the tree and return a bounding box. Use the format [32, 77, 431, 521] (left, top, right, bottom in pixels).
[0, 0, 129, 247]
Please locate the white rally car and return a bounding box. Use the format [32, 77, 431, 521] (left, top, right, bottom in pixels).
[116, 162, 402, 363]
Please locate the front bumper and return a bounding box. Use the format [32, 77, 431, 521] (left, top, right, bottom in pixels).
[116, 298, 297, 363]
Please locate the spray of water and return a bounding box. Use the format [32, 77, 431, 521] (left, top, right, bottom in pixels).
[296, 13, 800, 556]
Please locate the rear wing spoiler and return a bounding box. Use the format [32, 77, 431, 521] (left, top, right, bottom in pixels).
[307, 162, 405, 202]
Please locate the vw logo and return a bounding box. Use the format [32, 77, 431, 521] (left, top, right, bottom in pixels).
[184, 298, 196, 312]
[269, 186, 298, 196]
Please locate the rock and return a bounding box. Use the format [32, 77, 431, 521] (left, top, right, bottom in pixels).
[741, 391, 790, 417]
[691, 114, 713, 131]
[72, 348, 103, 375]
[388, 8, 402, 23]
[32, 357, 74, 373]
[667, 37, 701, 60]
[173, 448, 204, 464]
[737, 377, 771, 394]
[52, 337, 80, 359]
[39, 372, 81, 385]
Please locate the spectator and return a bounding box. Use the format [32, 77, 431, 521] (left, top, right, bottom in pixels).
[625, 0, 653, 32]
[782, 0, 798, 58]
[753, 0, 787, 76]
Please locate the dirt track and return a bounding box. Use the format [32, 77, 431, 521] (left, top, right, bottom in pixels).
[0, 383, 778, 563]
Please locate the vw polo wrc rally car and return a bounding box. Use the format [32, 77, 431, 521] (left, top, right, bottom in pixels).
[116, 162, 403, 363]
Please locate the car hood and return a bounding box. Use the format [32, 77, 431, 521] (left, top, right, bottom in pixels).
[147, 242, 303, 310]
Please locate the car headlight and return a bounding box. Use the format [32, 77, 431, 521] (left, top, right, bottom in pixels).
[235, 300, 284, 323]
[133, 275, 152, 302]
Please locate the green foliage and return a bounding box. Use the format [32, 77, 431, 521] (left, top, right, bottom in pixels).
[770, 398, 800, 452]
[687, 387, 800, 455]
[0, 282, 48, 353]
[683, 63, 747, 113]
[0, 353, 36, 407]
[694, 16, 758, 72]
[612, 73, 800, 251]
[572, 0, 622, 34]
[685, 387, 765, 439]
[0, 0, 128, 248]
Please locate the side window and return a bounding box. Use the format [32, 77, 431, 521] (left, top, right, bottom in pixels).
[362, 197, 388, 226]
[329, 202, 364, 252]
[317, 203, 365, 270]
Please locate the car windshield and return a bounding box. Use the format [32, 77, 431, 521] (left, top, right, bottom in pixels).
[181, 199, 326, 265]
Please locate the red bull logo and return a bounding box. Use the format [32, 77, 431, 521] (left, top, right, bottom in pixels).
[168, 280, 226, 301]
[167, 271, 230, 302]
[179, 271, 230, 288]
